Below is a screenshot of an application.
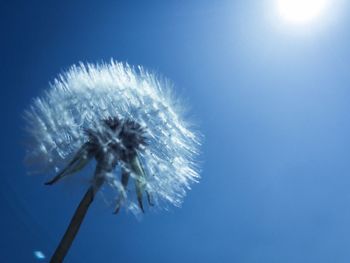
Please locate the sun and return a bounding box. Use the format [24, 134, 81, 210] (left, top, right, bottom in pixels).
[277, 0, 329, 24]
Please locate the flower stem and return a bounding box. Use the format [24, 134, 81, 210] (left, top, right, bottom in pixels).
[49, 187, 95, 263]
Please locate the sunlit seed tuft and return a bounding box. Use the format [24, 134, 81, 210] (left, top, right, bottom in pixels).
[24, 60, 201, 214]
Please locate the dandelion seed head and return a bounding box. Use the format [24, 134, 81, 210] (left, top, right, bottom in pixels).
[24, 60, 201, 213]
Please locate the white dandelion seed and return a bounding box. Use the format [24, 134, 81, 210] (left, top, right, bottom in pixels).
[24, 60, 201, 262]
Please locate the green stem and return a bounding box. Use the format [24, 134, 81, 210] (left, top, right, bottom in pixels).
[49, 187, 95, 263]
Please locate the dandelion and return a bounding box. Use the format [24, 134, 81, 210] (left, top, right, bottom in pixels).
[24, 60, 201, 262]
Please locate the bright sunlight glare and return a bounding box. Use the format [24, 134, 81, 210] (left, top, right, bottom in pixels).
[277, 0, 329, 25]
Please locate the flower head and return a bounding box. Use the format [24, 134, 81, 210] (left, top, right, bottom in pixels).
[24, 60, 201, 214]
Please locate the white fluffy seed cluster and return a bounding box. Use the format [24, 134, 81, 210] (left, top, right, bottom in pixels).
[24, 60, 200, 213]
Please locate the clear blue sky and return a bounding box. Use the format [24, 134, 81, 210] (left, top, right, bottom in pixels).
[2, 0, 350, 262]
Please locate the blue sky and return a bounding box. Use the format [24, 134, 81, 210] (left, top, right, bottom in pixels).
[2, 0, 350, 262]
